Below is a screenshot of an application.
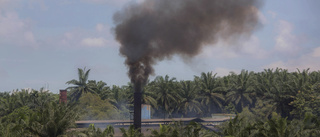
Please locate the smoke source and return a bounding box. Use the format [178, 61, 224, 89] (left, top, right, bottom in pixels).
[114, 0, 263, 88]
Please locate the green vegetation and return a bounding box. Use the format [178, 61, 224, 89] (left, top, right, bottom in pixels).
[0, 89, 79, 136]
[148, 122, 219, 137]
[1, 68, 320, 136]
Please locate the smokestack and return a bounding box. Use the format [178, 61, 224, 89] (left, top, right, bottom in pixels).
[134, 90, 142, 131]
[113, 0, 263, 131]
[59, 89, 67, 104]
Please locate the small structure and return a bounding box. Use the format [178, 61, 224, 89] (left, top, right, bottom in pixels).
[59, 89, 67, 104]
[141, 104, 151, 119]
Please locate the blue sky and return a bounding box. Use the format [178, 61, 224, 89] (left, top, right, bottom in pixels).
[1, 0, 320, 93]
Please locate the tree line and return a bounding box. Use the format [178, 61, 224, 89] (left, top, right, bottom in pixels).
[66, 68, 320, 120]
[0, 68, 320, 136]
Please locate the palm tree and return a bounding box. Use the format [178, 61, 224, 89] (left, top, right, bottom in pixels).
[151, 75, 179, 119]
[255, 68, 276, 98]
[254, 68, 296, 118]
[0, 89, 33, 116]
[88, 80, 109, 96]
[124, 81, 158, 111]
[102, 85, 132, 120]
[104, 125, 115, 137]
[226, 70, 255, 112]
[28, 88, 56, 110]
[309, 70, 320, 85]
[150, 121, 219, 137]
[66, 68, 95, 101]
[150, 124, 173, 137]
[108, 85, 130, 110]
[0, 92, 19, 116]
[290, 69, 312, 94]
[257, 115, 298, 137]
[222, 115, 246, 137]
[120, 125, 143, 137]
[81, 124, 115, 137]
[176, 81, 202, 117]
[289, 113, 320, 137]
[0, 121, 25, 137]
[183, 121, 219, 137]
[195, 72, 224, 115]
[262, 68, 296, 118]
[142, 86, 158, 109]
[264, 83, 295, 118]
[26, 102, 80, 137]
[0, 106, 34, 136]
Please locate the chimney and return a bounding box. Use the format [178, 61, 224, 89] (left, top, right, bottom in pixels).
[59, 89, 67, 104]
[134, 91, 142, 131]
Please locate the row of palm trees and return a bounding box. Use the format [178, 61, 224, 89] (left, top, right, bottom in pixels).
[1, 67, 320, 136]
[66, 68, 320, 120]
[220, 111, 320, 137]
[0, 89, 80, 136]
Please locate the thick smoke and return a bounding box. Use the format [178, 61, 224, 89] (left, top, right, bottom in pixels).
[114, 0, 263, 90]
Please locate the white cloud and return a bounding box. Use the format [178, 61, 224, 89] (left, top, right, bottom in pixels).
[58, 23, 118, 48]
[0, 0, 18, 9]
[240, 35, 268, 58]
[64, 32, 73, 40]
[199, 44, 238, 59]
[257, 10, 267, 25]
[95, 23, 105, 32]
[0, 0, 10, 5]
[59, 30, 86, 47]
[274, 20, 299, 54]
[81, 37, 106, 47]
[24, 31, 36, 43]
[198, 35, 267, 59]
[0, 0, 45, 11]
[265, 46, 320, 71]
[268, 11, 277, 19]
[0, 11, 38, 47]
[312, 47, 320, 57]
[0, 0, 44, 48]
[264, 61, 287, 70]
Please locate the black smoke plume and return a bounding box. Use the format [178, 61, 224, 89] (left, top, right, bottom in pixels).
[114, 0, 263, 89]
